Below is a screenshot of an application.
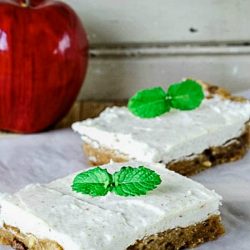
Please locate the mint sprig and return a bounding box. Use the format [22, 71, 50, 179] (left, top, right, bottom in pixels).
[72, 166, 162, 197]
[128, 79, 205, 118]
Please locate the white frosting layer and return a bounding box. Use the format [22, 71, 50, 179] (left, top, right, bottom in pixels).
[0, 162, 222, 250]
[72, 96, 250, 163]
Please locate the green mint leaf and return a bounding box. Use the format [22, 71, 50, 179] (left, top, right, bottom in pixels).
[128, 87, 170, 118]
[167, 79, 205, 110]
[72, 167, 112, 197]
[112, 166, 162, 197]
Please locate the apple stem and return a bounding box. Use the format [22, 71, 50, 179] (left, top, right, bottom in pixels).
[20, 0, 30, 7]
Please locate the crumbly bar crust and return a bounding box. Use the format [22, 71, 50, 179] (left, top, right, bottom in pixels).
[0, 224, 63, 250]
[128, 215, 225, 250]
[0, 215, 224, 250]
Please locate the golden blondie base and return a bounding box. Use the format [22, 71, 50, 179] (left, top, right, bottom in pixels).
[128, 215, 225, 250]
[0, 215, 224, 250]
[0, 224, 63, 250]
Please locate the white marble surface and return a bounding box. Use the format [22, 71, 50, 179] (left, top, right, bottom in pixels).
[0, 90, 249, 250]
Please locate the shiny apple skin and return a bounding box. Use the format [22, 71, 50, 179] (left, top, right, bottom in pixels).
[0, 0, 88, 133]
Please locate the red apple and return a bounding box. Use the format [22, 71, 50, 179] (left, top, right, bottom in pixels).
[0, 0, 88, 133]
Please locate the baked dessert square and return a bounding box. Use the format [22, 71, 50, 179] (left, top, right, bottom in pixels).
[0, 162, 224, 250]
[72, 81, 250, 176]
